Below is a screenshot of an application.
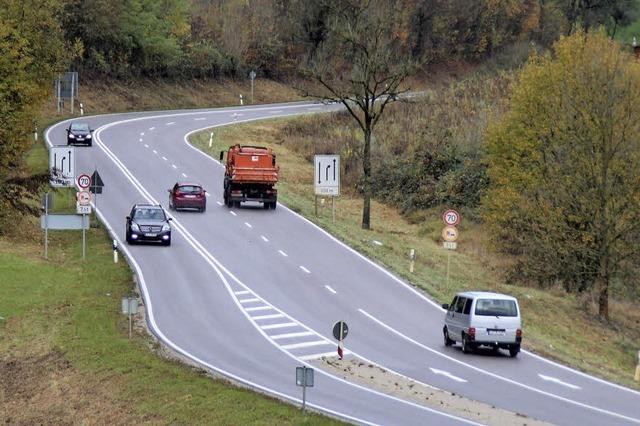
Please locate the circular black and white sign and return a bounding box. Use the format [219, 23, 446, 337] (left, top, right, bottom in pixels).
[332, 321, 349, 341]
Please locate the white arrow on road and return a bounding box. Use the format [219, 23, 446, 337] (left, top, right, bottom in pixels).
[430, 368, 467, 383]
[538, 374, 581, 390]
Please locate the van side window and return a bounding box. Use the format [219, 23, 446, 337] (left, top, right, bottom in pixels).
[450, 296, 458, 311]
[454, 297, 466, 313]
[463, 298, 473, 315]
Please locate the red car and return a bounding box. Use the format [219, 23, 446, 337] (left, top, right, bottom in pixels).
[168, 183, 207, 212]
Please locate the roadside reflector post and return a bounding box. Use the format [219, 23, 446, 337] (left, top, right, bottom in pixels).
[34, 124, 38, 142]
[121, 296, 138, 340]
[635, 351, 640, 382]
[208, 131, 214, 148]
[80, 102, 84, 116]
[409, 248, 416, 273]
[296, 366, 314, 413]
[239, 94, 243, 106]
[113, 239, 118, 263]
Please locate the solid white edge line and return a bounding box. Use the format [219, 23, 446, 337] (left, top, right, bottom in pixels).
[358, 308, 640, 424]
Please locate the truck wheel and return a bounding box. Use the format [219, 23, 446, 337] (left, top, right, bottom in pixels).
[263, 202, 270, 209]
[233, 201, 240, 208]
[270, 202, 277, 210]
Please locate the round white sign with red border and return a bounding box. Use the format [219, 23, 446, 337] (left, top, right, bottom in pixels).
[442, 225, 459, 242]
[77, 174, 92, 189]
[77, 190, 92, 206]
[442, 209, 461, 226]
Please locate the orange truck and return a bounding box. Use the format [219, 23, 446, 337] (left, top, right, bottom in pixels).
[219, 144, 279, 209]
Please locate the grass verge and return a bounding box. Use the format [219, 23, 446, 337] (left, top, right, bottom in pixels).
[191, 118, 640, 391]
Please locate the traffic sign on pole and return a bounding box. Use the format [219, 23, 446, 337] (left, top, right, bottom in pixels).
[442, 225, 459, 242]
[314, 155, 340, 196]
[442, 209, 461, 226]
[77, 190, 92, 206]
[77, 173, 91, 189]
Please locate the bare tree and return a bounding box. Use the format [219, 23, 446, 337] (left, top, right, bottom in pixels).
[300, 0, 420, 229]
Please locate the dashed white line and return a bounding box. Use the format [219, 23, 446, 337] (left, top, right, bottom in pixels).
[245, 306, 272, 312]
[216, 201, 223, 206]
[269, 110, 283, 114]
[270, 331, 314, 340]
[149, 126, 155, 130]
[282, 340, 329, 350]
[194, 117, 206, 121]
[139, 138, 143, 142]
[251, 312, 280, 319]
[206, 193, 211, 197]
[299, 266, 311, 274]
[278, 250, 288, 257]
[152, 150, 158, 154]
[260, 322, 299, 330]
[171, 164, 177, 169]
[261, 235, 269, 242]
[234, 290, 250, 295]
[166, 121, 175, 126]
[245, 222, 252, 228]
[325, 285, 337, 294]
[140, 132, 145, 136]
[162, 156, 168, 161]
[181, 173, 187, 178]
[230, 211, 237, 216]
[144, 144, 149, 148]
[239, 298, 261, 303]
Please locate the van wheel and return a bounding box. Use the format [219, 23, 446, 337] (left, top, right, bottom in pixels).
[461, 334, 473, 354]
[443, 327, 454, 347]
[263, 202, 270, 209]
[270, 202, 277, 210]
[509, 344, 520, 358]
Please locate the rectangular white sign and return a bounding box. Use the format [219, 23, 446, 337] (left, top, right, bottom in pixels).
[443, 241, 458, 250]
[49, 146, 76, 187]
[76, 203, 92, 215]
[314, 155, 340, 196]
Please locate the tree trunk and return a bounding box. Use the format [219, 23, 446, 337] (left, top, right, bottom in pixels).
[361, 122, 372, 230]
[597, 274, 609, 320]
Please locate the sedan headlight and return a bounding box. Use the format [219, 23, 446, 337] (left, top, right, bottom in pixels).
[161, 224, 171, 232]
[86, 134, 92, 139]
[69, 134, 75, 138]
[131, 223, 140, 231]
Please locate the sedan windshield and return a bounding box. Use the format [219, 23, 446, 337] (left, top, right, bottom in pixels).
[134, 208, 165, 220]
[474, 299, 518, 317]
[71, 123, 90, 132]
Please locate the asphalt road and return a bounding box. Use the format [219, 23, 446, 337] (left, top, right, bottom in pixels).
[46, 102, 640, 425]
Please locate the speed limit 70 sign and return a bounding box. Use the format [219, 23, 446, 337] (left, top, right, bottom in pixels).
[442, 209, 461, 226]
[77, 174, 92, 189]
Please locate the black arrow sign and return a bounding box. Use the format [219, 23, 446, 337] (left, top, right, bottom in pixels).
[325, 164, 330, 181]
[333, 159, 336, 180]
[317, 164, 321, 184]
[68, 150, 72, 173]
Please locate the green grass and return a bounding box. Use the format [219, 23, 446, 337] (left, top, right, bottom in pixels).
[191, 119, 640, 390]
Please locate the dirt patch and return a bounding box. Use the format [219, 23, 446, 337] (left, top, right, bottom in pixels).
[315, 357, 550, 426]
[0, 350, 155, 425]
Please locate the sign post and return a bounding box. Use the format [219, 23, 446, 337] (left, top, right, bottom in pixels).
[314, 155, 340, 222]
[49, 146, 76, 187]
[121, 296, 138, 339]
[442, 209, 461, 287]
[295, 366, 314, 412]
[249, 70, 256, 104]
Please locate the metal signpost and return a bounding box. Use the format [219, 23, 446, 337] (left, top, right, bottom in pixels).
[332, 320, 349, 359]
[314, 155, 340, 222]
[42, 193, 52, 260]
[77, 174, 93, 261]
[442, 210, 461, 287]
[249, 70, 256, 104]
[121, 296, 138, 339]
[49, 146, 76, 187]
[295, 366, 314, 412]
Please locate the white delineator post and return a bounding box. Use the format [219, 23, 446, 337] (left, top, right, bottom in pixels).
[113, 239, 118, 263]
[208, 131, 214, 148]
[635, 351, 640, 382]
[239, 94, 243, 106]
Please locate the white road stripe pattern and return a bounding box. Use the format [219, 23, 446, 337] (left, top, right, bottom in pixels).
[252, 314, 285, 320]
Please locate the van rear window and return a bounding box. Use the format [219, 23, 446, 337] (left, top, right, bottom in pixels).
[475, 299, 518, 317]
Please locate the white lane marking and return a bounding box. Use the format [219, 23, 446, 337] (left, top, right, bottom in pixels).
[325, 285, 337, 294]
[299, 266, 311, 274]
[216, 201, 223, 206]
[538, 374, 581, 390]
[245, 222, 252, 228]
[166, 121, 175, 126]
[206, 193, 211, 197]
[245, 306, 272, 312]
[358, 308, 640, 424]
[430, 368, 467, 383]
[278, 250, 287, 257]
[261, 235, 269, 242]
[239, 298, 260, 303]
[252, 314, 285, 321]
[181, 173, 187, 178]
[149, 126, 155, 130]
[261, 322, 297, 329]
[144, 144, 149, 148]
[234, 290, 250, 295]
[47, 110, 479, 426]
[139, 138, 143, 142]
[171, 164, 177, 169]
[230, 211, 237, 216]
[162, 156, 167, 161]
[271, 331, 314, 340]
[269, 109, 283, 114]
[140, 132, 145, 136]
[299, 351, 340, 361]
[281, 340, 331, 350]
[194, 117, 206, 121]
[152, 150, 157, 154]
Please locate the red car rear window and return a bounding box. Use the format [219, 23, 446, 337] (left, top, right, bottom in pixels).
[178, 185, 202, 194]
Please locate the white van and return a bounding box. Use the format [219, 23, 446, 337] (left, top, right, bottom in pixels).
[442, 291, 522, 357]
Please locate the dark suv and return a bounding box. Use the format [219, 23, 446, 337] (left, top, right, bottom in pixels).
[66, 122, 93, 146]
[126, 204, 172, 245]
